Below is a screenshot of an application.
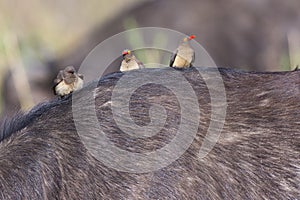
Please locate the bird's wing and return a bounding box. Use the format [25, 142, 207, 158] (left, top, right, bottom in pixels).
[78, 73, 84, 80]
[190, 51, 195, 67]
[53, 71, 64, 95]
[54, 71, 64, 83]
[169, 49, 178, 67]
[137, 59, 145, 69]
[53, 84, 58, 95]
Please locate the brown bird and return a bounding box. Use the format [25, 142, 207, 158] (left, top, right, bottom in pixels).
[169, 35, 196, 69]
[120, 49, 145, 72]
[53, 66, 84, 97]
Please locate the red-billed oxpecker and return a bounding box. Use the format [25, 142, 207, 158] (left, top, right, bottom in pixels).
[169, 35, 196, 69]
[53, 66, 84, 98]
[120, 49, 145, 72]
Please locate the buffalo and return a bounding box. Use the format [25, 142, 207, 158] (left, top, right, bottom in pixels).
[0, 67, 299, 199]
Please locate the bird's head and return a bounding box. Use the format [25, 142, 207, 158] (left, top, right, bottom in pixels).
[183, 35, 196, 42]
[62, 66, 77, 84]
[122, 49, 131, 56]
[64, 66, 76, 74]
[188, 35, 196, 40]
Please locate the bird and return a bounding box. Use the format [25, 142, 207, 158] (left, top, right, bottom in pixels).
[120, 49, 145, 72]
[169, 35, 196, 69]
[53, 66, 84, 98]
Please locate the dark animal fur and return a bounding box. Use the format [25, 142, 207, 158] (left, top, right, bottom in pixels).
[0, 97, 70, 142]
[0, 67, 299, 199]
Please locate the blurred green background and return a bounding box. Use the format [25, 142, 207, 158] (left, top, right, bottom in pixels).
[0, 0, 141, 114]
[0, 0, 299, 116]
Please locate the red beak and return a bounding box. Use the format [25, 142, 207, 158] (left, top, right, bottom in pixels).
[122, 50, 129, 56]
[188, 35, 196, 40]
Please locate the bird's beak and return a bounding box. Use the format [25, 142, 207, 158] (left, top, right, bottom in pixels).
[122, 50, 130, 56]
[188, 35, 196, 40]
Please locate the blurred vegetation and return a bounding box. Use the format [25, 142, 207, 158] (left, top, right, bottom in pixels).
[123, 17, 169, 66]
[288, 30, 300, 70]
[0, 0, 300, 115]
[0, 0, 140, 113]
[0, 0, 140, 55]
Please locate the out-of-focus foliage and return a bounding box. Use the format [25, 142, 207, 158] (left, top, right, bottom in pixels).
[1, 0, 300, 116]
[0, 0, 139, 55]
[0, 0, 141, 113]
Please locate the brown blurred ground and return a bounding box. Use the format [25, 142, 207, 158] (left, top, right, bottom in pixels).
[1, 0, 300, 116]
